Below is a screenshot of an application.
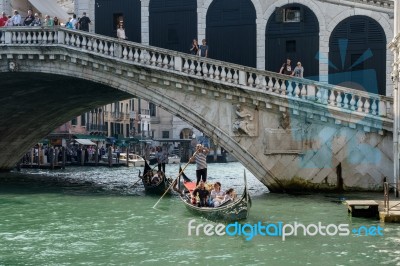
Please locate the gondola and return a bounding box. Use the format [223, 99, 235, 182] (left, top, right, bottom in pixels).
[176, 169, 251, 222]
[139, 161, 172, 194]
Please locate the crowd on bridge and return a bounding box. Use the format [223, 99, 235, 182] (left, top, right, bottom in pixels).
[0, 9, 91, 31]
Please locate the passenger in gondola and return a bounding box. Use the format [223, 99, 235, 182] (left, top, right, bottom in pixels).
[220, 188, 237, 206]
[192, 181, 210, 207]
[210, 182, 225, 207]
[151, 171, 163, 184]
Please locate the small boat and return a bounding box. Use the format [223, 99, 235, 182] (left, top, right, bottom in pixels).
[168, 155, 181, 164]
[139, 161, 172, 194]
[176, 169, 251, 222]
[101, 153, 145, 167]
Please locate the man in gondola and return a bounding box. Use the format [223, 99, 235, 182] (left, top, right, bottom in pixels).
[190, 144, 209, 186]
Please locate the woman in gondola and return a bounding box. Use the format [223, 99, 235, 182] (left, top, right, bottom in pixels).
[210, 182, 225, 207]
[192, 181, 210, 207]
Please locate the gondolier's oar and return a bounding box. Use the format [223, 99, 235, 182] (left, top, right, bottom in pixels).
[152, 150, 198, 209]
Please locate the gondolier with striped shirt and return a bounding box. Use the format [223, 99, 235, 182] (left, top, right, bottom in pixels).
[190, 144, 210, 185]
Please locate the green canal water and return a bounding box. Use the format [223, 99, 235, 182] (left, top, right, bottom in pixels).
[0, 163, 399, 265]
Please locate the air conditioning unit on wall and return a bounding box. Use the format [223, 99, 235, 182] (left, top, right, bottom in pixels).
[284, 9, 301, 22]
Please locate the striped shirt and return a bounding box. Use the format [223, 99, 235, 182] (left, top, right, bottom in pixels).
[195, 152, 207, 170]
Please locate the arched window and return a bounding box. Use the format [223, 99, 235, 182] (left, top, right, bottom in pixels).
[329, 16, 386, 95]
[206, 0, 256, 67]
[149, 0, 197, 52]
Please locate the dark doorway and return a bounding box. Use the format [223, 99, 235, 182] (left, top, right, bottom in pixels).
[329, 16, 386, 95]
[266, 4, 319, 79]
[149, 0, 197, 53]
[206, 0, 256, 67]
[95, 0, 141, 43]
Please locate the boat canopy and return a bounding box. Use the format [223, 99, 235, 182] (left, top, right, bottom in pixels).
[73, 139, 97, 146]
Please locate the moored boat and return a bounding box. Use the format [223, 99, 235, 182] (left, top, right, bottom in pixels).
[176, 169, 251, 222]
[101, 153, 145, 167]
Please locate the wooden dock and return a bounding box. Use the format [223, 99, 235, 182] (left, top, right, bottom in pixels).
[345, 200, 379, 218]
[345, 199, 400, 222]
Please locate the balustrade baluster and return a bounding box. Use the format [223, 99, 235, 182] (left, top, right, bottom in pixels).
[128, 47, 133, 60]
[357, 96, 364, 112]
[316, 87, 322, 103]
[32, 32, 37, 44]
[87, 38, 92, 50]
[43, 32, 48, 43]
[92, 39, 98, 52]
[371, 99, 377, 115]
[287, 81, 293, 96]
[300, 83, 306, 99]
[122, 46, 128, 59]
[336, 91, 342, 107]
[70, 34, 76, 47]
[169, 56, 174, 69]
[209, 65, 214, 79]
[254, 75, 260, 88]
[21, 32, 27, 43]
[134, 48, 139, 62]
[189, 60, 195, 74]
[38, 32, 43, 43]
[146, 51, 152, 64]
[364, 98, 370, 114]
[12, 32, 16, 43]
[220, 67, 226, 81]
[227, 69, 233, 82]
[151, 53, 157, 65]
[17, 32, 22, 43]
[260, 76, 267, 90]
[343, 93, 349, 109]
[233, 70, 238, 84]
[109, 43, 115, 57]
[157, 54, 163, 66]
[214, 66, 220, 80]
[329, 90, 336, 106]
[247, 74, 254, 87]
[349, 94, 356, 110]
[183, 59, 189, 73]
[48, 31, 54, 43]
[98, 41, 104, 54]
[81, 36, 87, 49]
[26, 32, 31, 44]
[322, 89, 329, 104]
[294, 82, 300, 98]
[273, 78, 280, 94]
[281, 80, 287, 95]
[202, 63, 209, 77]
[267, 77, 273, 92]
[162, 55, 169, 68]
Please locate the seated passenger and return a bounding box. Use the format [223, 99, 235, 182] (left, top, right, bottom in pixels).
[220, 188, 236, 205]
[192, 181, 210, 207]
[151, 171, 163, 184]
[210, 182, 225, 207]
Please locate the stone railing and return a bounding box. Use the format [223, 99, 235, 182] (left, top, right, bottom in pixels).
[347, 0, 394, 8]
[0, 27, 394, 125]
[319, 0, 394, 10]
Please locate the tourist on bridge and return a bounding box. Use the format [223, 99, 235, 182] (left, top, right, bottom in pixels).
[279, 58, 293, 75]
[0, 12, 7, 27]
[117, 21, 127, 40]
[44, 15, 53, 27]
[190, 39, 199, 55]
[11, 10, 21, 26]
[190, 144, 209, 185]
[198, 39, 208, 58]
[23, 9, 34, 26]
[292, 61, 304, 78]
[53, 17, 60, 26]
[69, 14, 78, 29]
[30, 14, 41, 27]
[77, 12, 91, 32]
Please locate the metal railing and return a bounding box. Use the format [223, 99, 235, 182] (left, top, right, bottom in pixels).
[383, 182, 400, 214]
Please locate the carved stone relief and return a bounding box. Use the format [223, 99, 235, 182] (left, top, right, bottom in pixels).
[232, 104, 258, 136]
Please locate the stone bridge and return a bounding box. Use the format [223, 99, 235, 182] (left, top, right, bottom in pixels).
[0, 27, 395, 192]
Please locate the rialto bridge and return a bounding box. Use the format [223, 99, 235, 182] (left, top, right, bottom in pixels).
[0, 27, 394, 192]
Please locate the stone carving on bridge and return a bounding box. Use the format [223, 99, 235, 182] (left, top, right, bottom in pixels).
[8, 60, 18, 72]
[232, 104, 258, 136]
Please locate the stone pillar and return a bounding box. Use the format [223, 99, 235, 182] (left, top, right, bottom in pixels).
[141, 0, 149, 45]
[394, 0, 400, 196]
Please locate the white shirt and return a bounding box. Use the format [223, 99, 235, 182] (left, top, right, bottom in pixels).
[117, 28, 126, 39]
[12, 14, 21, 25]
[70, 18, 78, 29]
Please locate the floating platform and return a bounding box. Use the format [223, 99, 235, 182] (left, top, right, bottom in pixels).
[345, 200, 379, 218]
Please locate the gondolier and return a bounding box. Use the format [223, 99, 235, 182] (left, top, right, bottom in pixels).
[190, 144, 209, 186]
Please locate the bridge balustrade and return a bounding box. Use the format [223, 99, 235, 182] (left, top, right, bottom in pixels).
[0, 27, 393, 124]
